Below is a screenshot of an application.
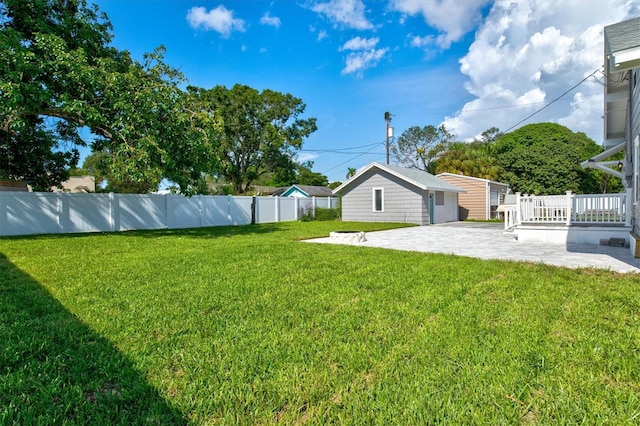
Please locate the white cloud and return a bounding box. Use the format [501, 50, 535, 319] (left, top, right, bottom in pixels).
[260, 12, 281, 28]
[343, 49, 387, 75]
[186, 5, 245, 37]
[442, 0, 635, 143]
[311, 0, 373, 30]
[339, 36, 388, 75]
[340, 36, 379, 51]
[317, 30, 328, 41]
[391, 0, 491, 48]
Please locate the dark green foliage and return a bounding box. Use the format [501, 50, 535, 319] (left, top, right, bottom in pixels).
[301, 206, 341, 221]
[296, 161, 329, 186]
[265, 161, 329, 188]
[494, 123, 605, 194]
[0, 0, 209, 193]
[186, 84, 317, 194]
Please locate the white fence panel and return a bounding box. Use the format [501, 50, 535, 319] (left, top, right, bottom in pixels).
[118, 194, 166, 231]
[0, 192, 339, 236]
[299, 198, 313, 218]
[0, 192, 60, 236]
[67, 193, 112, 233]
[229, 196, 252, 226]
[278, 197, 297, 222]
[202, 196, 231, 226]
[255, 197, 277, 223]
[168, 195, 201, 229]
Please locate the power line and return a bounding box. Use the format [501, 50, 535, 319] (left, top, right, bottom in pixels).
[321, 143, 384, 175]
[503, 67, 601, 133]
[298, 141, 382, 154]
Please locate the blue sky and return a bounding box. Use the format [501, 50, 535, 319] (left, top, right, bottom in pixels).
[94, 0, 639, 183]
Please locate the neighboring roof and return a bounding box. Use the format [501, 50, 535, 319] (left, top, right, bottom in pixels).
[0, 180, 30, 192]
[271, 187, 287, 196]
[333, 162, 465, 194]
[281, 184, 334, 197]
[605, 16, 640, 72]
[436, 172, 510, 188]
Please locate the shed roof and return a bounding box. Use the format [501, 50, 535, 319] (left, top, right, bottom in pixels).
[333, 162, 465, 194]
[436, 172, 510, 188]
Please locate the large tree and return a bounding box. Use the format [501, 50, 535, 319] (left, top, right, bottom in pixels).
[391, 125, 454, 173]
[494, 123, 604, 195]
[187, 84, 317, 194]
[0, 0, 209, 192]
[77, 150, 163, 193]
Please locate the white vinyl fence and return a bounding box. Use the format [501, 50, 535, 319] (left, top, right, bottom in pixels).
[0, 192, 340, 236]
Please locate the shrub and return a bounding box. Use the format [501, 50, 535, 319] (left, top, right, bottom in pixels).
[300, 207, 341, 221]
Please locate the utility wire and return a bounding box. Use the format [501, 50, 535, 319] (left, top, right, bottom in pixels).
[298, 141, 382, 154]
[321, 142, 384, 175]
[503, 67, 601, 133]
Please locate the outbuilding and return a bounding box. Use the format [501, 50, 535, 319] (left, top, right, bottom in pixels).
[332, 162, 465, 225]
[436, 173, 510, 220]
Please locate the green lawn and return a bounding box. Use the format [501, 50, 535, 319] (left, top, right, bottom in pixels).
[1, 221, 639, 424]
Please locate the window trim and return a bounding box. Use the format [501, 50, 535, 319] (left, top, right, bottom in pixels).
[372, 187, 384, 212]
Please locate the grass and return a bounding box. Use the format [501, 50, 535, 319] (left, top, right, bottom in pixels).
[1, 221, 639, 424]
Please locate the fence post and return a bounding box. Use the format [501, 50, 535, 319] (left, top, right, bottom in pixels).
[312, 196, 317, 218]
[199, 195, 203, 227]
[565, 191, 572, 226]
[227, 195, 232, 225]
[515, 192, 521, 225]
[294, 196, 299, 220]
[275, 196, 280, 223]
[251, 196, 256, 224]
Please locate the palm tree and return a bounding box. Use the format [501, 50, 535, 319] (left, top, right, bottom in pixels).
[346, 167, 356, 179]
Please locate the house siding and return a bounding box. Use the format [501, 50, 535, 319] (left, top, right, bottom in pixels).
[437, 174, 508, 220]
[438, 175, 486, 220]
[341, 169, 428, 225]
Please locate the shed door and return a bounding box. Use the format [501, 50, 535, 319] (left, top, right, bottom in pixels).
[429, 193, 435, 224]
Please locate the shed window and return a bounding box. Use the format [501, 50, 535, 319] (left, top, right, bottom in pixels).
[373, 188, 384, 212]
[435, 191, 444, 206]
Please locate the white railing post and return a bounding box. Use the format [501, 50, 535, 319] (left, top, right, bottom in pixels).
[625, 188, 632, 226]
[565, 191, 572, 225]
[515, 192, 521, 225]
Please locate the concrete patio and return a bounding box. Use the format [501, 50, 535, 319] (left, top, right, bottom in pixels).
[306, 222, 640, 273]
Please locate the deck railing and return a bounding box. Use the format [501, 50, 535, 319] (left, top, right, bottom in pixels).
[504, 191, 630, 230]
